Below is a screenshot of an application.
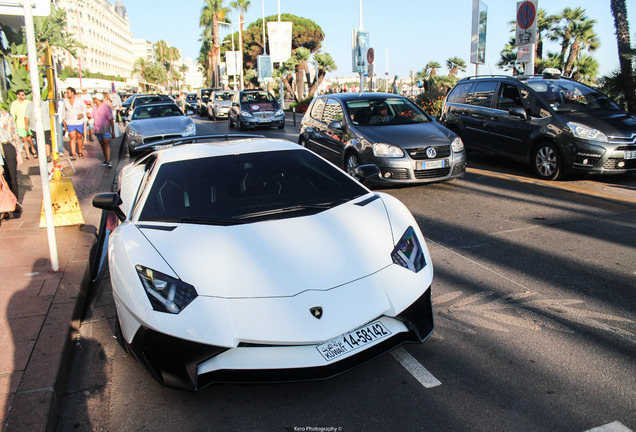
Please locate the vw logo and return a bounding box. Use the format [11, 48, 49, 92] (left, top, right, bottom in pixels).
[426, 147, 437, 159]
[310, 306, 323, 319]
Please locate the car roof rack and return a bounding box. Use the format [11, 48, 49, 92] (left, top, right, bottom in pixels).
[134, 133, 266, 153]
[459, 75, 515, 81]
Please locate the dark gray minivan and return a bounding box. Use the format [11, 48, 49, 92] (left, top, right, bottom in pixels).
[440, 70, 636, 180]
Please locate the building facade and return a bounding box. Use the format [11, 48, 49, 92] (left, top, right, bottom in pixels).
[54, 0, 134, 79]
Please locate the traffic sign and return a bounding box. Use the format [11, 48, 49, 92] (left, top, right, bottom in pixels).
[515, 0, 537, 46]
[367, 48, 374, 65]
[517, 1, 536, 30]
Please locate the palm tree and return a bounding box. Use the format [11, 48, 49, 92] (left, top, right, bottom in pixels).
[446, 57, 466, 76]
[293, 47, 311, 100]
[230, 0, 250, 89]
[200, 0, 230, 88]
[562, 18, 599, 77]
[425, 61, 441, 76]
[132, 57, 151, 82]
[307, 52, 336, 97]
[610, 0, 636, 113]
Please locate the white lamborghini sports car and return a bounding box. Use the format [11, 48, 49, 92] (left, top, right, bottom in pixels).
[93, 136, 434, 391]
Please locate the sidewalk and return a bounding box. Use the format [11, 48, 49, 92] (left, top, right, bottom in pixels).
[0, 132, 122, 431]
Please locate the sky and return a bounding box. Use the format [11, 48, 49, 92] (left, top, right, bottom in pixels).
[122, 0, 634, 80]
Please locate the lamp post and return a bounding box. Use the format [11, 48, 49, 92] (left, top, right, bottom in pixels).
[218, 22, 237, 90]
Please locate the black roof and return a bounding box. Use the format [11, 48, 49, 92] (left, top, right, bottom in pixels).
[315, 92, 406, 101]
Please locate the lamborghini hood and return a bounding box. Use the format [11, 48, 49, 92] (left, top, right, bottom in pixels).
[138, 197, 395, 298]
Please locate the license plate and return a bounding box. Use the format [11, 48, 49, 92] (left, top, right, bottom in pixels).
[419, 159, 448, 170]
[153, 144, 172, 151]
[316, 320, 392, 362]
[625, 150, 636, 160]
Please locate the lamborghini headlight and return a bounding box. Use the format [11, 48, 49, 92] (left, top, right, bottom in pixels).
[136, 265, 197, 314]
[391, 226, 426, 273]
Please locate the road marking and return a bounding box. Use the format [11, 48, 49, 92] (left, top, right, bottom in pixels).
[391, 347, 441, 388]
[584, 421, 633, 432]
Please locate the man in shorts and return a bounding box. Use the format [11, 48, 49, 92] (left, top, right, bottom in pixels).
[92, 93, 114, 167]
[63, 87, 87, 159]
[10, 90, 36, 159]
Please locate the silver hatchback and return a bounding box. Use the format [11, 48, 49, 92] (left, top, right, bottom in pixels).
[299, 93, 466, 185]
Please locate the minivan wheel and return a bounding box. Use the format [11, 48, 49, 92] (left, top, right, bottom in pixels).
[345, 152, 361, 178]
[228, 117, 234, 128]
[533, 142, 562, 180]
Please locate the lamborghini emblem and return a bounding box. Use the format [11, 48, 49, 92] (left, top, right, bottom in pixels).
[310, 306, 323, 319]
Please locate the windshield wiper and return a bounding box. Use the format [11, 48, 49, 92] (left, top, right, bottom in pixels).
[175, 217, 245, 226]
[237, 199, 350, 219]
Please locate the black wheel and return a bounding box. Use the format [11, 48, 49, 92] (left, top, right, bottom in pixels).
[228, 116, 234, 128]
[237, 118, 246, 131]
[298, 136, 308, 148]
[533, 142, 562, 180]
[345, 152, 361, 178]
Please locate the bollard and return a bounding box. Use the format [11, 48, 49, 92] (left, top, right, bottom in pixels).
[293, 107, 296, 127]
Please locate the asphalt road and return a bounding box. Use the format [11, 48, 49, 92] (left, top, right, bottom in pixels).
[56, 113, 636, 432]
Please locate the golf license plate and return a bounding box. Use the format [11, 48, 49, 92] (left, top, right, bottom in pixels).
[419, 159, 448, 170]
[316, 320, 392, 362]
[625, 150, 636, 160]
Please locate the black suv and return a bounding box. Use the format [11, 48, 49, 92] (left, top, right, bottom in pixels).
[440, 70, 636, 180]
[196, 88, 215, 116]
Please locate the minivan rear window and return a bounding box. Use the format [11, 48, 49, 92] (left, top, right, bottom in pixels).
[447, 82, 473, 104]
[467, 81, 497, 107]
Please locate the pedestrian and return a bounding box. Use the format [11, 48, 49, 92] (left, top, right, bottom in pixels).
[92, 92, 114, 168]
[9, 89, 36, 159]
[62, 87, 87, 159]
[25, 97, 52, 161]
[178, 91, 187, 114]
[0, 109, 23, 219]
[111, 89, 122, 124]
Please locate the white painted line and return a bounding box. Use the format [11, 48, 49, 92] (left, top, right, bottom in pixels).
[584, 421, 633, 432]
[391, 347, 441, 388]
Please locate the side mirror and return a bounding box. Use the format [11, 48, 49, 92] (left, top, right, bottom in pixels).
[354, 164, 381, 181]
[328, 120, 344, 131]
[232, 102, 240, 107]
[509, 107, 527, 120]
[92, 192, 126, 222]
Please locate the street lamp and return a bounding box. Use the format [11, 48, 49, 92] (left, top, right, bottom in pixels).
[218, 22, 236, 90]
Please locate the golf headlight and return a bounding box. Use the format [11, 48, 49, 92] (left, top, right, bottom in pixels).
[451, 137, 465, 152]
[240, 110, 253, 118]
[567, 122, 608, 142]
[373, 143, 404, 158]
[391, 226, 426, 273]
[136, 265, 197, 314]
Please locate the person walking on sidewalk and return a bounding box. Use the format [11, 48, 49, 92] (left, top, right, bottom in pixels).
[92, 92, 114, 168]
[0, 109, 23, 218]
[10, 90, 36, 159]
[25, 97, 52, 161]
[63, 87, 87, 159]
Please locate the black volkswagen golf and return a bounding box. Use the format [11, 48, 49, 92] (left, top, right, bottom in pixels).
[440, 70, 636, 180]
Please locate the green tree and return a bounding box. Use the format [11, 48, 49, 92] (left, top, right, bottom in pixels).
[0, 6, 82, 105]
[307, 52, 336, 98]
[446, 57, 466, 76]
[610, 0, 636, 112]
[199, 0, 230, 88]
[229, 0, 250, 88]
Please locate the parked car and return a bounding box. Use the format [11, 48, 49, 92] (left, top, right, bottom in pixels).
[206, 90, 235, 120]
[185, 93, 197, 113]
[196, 88, 214, 116]
[228, 90, 285, 130]
[299, 93, 466, 184]
[122, 102, 195, 156]
[121, 94, 164, 120]
[439, 69, 636, 180]
[92, 136, 434, 391]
